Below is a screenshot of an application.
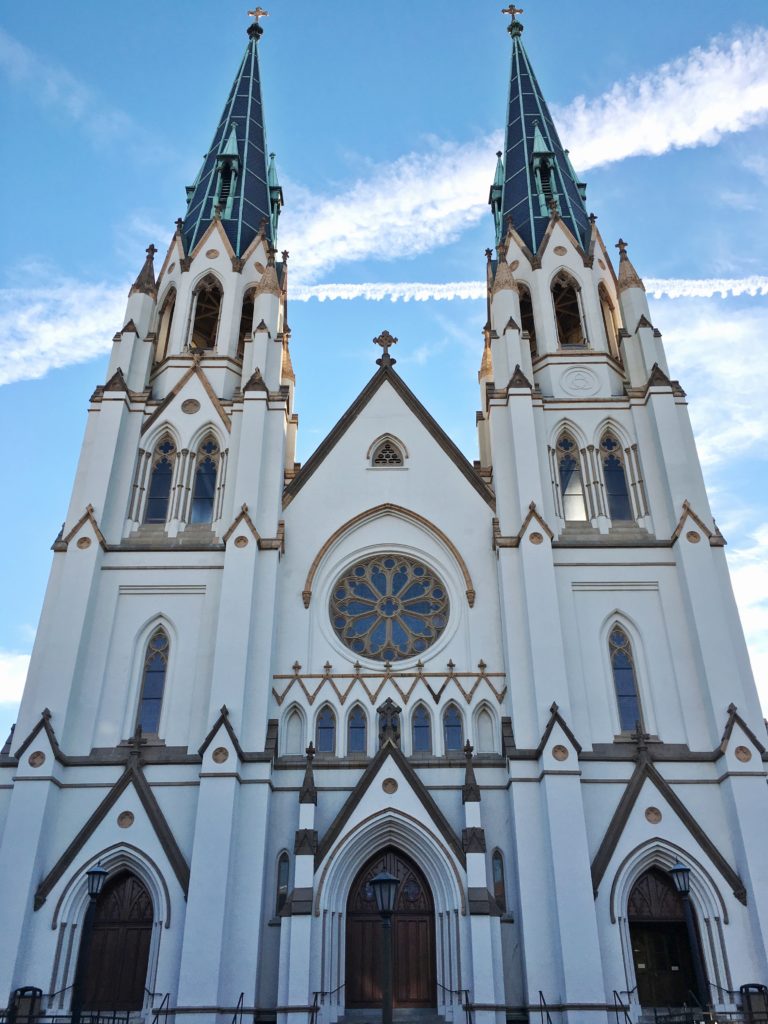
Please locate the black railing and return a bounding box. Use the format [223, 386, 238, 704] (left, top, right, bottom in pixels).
[231, 994, 244, 1024]
[613, 989, 633, 1024]
[151, 993, 170, 1024]
[310, 982, 346, 1024]
[538, 991, 553, 1024]
[436, 981, 472, 1024]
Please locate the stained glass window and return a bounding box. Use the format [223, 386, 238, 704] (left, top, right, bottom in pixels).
[145, 438, 176, 524]
[348, 707, 367, 754]
[492, 850, 507, 912]
[412, 705, 432, 754]
[557, 435, 588, 521]
[601, 435, 633, 521]
[329, 555, 449, 662]
[316, 706, 336, 754]
[137, 628, 169, 735]
[443, 705, 464, 752]
[190, 438, 219, 524]
[610, 626, 642, 732]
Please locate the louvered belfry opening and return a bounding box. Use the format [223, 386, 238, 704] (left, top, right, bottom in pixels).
[373, 440, 404, 467]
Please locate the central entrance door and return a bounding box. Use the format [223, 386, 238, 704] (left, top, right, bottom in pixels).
[346, 848, 436, 1009]
[628, 868, 700, 1008]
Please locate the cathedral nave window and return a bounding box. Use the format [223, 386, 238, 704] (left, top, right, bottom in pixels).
[610, 625, 643, 733]
[556, 434, 588, 522]
[347, 706, 367, 755]
[144, 437, 177, 524]
[492, 850, 507, 913]
[518, 283, 538, 358]
[552, 271, 586, 347]
[443, 704, 464, 753]
[137, 628, 169, 735]
[316, 705, 336, 755]
[601, 434, 633, 522]
[190, 437, 220, 524]
[275, 852, 290, 915]
[412, 705, 432, 755]
[189, 275, 223, 351]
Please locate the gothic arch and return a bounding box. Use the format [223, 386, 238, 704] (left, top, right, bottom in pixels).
[592, 417, 632, 453]
[598, 611, 656, 738]
[121, 615, 178, 740]
[281, 703, 306, 756]
[301, 504, 476, 609]
[408, 702, 434, 755]
[188, 421, 226, 453]
[345, 702, 370, 756]
[441, 702, 465, 754]
[548, 418, 589, 452]
[472, 702, 498, 754]
[314, 702, 338, 755]
[366, 433, 409, 464]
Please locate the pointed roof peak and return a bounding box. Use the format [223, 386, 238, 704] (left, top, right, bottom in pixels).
[183, 15, 282, 258]
[129, 244, 158, 298]
[495, 11, 590, 253]
[616, 238, 646, 293]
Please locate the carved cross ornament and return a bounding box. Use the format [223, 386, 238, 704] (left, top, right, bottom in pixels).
[373, 330, 398, 366]
[248, 7, 269, 21]
[502, 5, 524, 18]
[616, 238, 629, 257]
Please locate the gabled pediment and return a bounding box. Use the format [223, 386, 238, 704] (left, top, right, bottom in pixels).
[315, 740, 465, 868]
[283, 363, 495, 511]
[141, 361, 231, 436]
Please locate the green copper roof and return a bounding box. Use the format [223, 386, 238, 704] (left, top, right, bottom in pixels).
[496, 16, 590, 252]
[183, 22, 282, 257]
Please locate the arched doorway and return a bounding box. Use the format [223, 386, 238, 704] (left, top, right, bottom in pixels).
[628, 868, 700, 1008]
[346, 848, 436, 1009]
[78, 871, 153, 1010]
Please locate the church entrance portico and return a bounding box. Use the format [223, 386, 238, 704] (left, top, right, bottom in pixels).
[346, 848, 436, 1009]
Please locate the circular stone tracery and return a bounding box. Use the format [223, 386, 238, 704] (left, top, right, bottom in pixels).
[330, 555, 450, 661]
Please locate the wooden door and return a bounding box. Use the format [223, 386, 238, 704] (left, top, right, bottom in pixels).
[628, 869, 699, 1008]
[80, 872, 153, 1011]
[346, 848, 436, 1008]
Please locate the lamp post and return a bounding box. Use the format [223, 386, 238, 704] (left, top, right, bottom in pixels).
[669, 863, 708, 1009]
[71, 864, 108, 1024]
[370, 870, 400, 1024]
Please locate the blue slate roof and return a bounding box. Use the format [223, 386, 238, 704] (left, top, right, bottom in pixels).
[497, 18, 590, 253]
[183, 24, 281, 258]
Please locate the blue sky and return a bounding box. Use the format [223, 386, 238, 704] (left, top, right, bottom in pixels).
[1, 1, 767, 741]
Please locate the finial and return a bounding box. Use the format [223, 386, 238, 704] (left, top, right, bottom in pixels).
[502, 4, 525, 36]
[129, 243, 158, 298]
[616, 238, 629, 259]
[373, 330, 398, 367]
[616, 238, 646, 293]
[281, 250, 289, 264]
[247, 7, 269, 38]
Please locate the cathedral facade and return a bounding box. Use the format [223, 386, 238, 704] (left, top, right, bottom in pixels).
[1, 11, 767, 1024]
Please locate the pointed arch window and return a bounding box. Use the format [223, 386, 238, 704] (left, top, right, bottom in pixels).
[316, 706, 336, 755]
[599, 283, 620, 360]
[190, 436, 220, 524]
[144, 437, 176, 524]
[552, 272, 586, 347]
[137, 628, 169, 735]
[237, 287, 256, 358]
[601, 434, 633, 521]
[610, 626, 642, 732]
[372, 439, 404, 467]
[412, 705, 432, 754]
[189, 276, 223, 351]
[155, 288, 176, 363]
[443, 705, 464, 753]
[275, 852, 290, 915]
[476, 708, 496, 753]
[518, 283, 538, 358]
[557, 434, 588, 522]
[284, 708, 304, 755]
[492, 850, 507, 912]
[347, 707, 367, 755]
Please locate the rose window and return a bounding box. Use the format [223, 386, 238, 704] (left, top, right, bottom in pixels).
[330, 555, 449, 661]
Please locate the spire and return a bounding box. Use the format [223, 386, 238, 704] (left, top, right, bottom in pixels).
[183, 11, 283, 258]
[495, 8, 591, 252]
[616, 238, 646, 293]
[129, 245, 157, 298]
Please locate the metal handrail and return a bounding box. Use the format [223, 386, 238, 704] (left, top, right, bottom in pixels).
[231, 993, 244, 1024]
[613, 990, 633, 1024]
[538, 991, 553, 1024]
[436, 982, 472, 1024]
[151, 992, 171, 1024]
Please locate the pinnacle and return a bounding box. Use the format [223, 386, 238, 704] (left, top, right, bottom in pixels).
[616, 238, 646, 293]
[129, 245, 158, 299]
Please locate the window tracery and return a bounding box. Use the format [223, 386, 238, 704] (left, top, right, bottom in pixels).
[557, 434, 588, 522]
[601, 434, 633, 521]
[316, 705, 336, 754]
[372, 439, 404, 467]
[190, 436, 220, 524]
[329, 555, 449, 662]
[412, 705, 432, 755]
[347, 706, 367, 755]
[137, 628, 169, 735]
[144, 437, 176, 524]
[443, 704, 464, 753]
[610, 625, 642, 732]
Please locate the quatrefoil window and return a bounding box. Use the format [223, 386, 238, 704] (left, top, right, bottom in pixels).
[330, 555, 450, 661]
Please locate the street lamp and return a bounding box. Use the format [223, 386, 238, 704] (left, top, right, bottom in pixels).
[370, 871, 400, 1024]
[669, 863, 708, 1009]
[71, 864, 108, 1024]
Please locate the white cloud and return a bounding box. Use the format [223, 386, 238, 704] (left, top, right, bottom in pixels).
[556, 28, 768, 171]
[0, 651, 30, 705]
[0, 28, 168, 161]
[0, 276, 126, 386]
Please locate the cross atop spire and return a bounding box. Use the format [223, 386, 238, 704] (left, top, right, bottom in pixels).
[373, 330, 398, 367]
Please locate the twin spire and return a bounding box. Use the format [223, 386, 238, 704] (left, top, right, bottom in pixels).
[183, 12, 282, 259]
[492, 7, 591, 253]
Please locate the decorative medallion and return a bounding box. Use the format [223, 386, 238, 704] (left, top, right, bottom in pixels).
[552, 745, 569, 761]
[382, 778, 398, 794]
[117, 811, 135, 829]
[735, 746, 753, 763]
[561, 367, 599, 397]
[554, 245, 568, 256]
[212, 747, 230, 764]
[28, 751, 45, 768]
[181, 399, 201, 414]
[598, 259, 606, 271]
[330, 555, 449, 661]
[206, 249, 220, 259]
[686, 531, 701, 544]
[509, 259, 520, 271]
[234, 536, 249, 548]
[645, 806, 662, 824]
[76, 537, 92, 550]
[530, 532, 544, 546]
[168, 263, 176, 274]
